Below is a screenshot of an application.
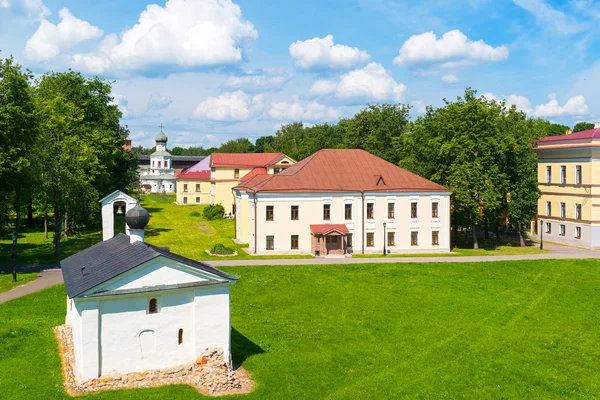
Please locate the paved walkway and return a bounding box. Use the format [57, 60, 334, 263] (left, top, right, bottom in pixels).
[0, 269, 64, 305]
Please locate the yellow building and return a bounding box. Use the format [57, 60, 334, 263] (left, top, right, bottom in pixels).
[175, 156, 211, 205]
[533, 123, 600, 248]
[210, 153, 296, 214]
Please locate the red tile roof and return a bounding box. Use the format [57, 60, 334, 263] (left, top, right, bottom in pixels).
[178, 170, 210, 179]
[236, 149, 448, 193]
[211, 153, 286, 167]
[310, 224, 349, 235]
[240, 167, 268, 182]
[538, 128, 600, 143]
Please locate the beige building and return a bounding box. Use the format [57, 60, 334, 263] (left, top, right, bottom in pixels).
[533, 123, 600, 248]
[210, 153, 296, 214]
[176, 156, 211, 205]
[234, 149, 451, 256]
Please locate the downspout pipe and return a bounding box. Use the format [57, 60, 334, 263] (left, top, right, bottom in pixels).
[253, 191, 258, 254]
[231, 187, 237, 240]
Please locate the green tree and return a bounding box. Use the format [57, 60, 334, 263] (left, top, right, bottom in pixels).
[35, 71, 137, 255]
[255, 135, 275, 153]
[573, 121, 594, 132]
[218, 138, 255, 153]
[0, 57, 38, 258]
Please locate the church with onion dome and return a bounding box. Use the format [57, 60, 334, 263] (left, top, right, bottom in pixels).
[138, 126, 177, 193]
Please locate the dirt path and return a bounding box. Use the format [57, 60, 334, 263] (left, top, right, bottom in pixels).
[0, 269, 64, 304]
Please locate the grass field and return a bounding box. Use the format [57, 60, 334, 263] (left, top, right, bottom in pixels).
[0, 271, 39, 293]
[0, 259, 599, 399]
[0, 194, 546, 265]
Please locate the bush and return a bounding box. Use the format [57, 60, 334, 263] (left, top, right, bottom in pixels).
[203, 204, 225, 221]
[189, 211, 201, 217]
[211, 243, 235, 255]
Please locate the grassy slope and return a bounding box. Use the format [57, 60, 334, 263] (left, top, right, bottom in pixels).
[1, 259, 599, 399]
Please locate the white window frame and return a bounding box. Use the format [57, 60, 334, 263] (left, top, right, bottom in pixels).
[546, 166, 552, 183]
[560, 165, 566, 184]
[575, 165, 582, 185]
[560, 202, 566, 218]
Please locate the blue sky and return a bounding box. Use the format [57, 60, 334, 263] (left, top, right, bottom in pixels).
[1, 0, 599, 148]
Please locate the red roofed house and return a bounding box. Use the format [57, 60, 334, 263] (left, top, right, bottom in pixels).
[234, 149, 451, 256]
[176, 155, 212, 205]
[210, 152, 296, 214]
[532, 122, 600, 248]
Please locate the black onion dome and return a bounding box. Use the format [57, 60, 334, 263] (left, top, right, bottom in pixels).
[155, 129, 168, 143]
[125, 201, 150, 230]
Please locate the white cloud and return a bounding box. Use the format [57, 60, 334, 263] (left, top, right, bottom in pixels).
[193, 90, 264, 121]
[73, 0, 257, 74]
[269, 96, 340, 122]
[482, 92, 589, 117]
[393, 30, 508, 68]
[110, 94, 129, 118]
[289, 35, 370, 69]
[147, 92, 172, 111]
[25, 8, 103, 62]
[223, 71, 288, 91]
[410, 100, 427, 114]
[534, 94, 589, 117]
[513, 0, 584, 34]
[309, 62, 407, 103]
[441, 73, 460, 83]
[1, 0, 50, 19]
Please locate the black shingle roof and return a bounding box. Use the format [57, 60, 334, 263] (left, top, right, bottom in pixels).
[60, 233, 237, 298]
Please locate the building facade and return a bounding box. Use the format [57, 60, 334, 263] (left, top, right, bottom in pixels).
[210, 153, 296, 214]
[139, 129, 177, 193]
[61, 194, 238, 381]
[234, 149, 451, 255]
[176, 156, 211, 205]
[533, 124, 600, 248]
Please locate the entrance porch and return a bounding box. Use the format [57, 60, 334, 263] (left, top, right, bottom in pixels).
[310, 224, 349, 256]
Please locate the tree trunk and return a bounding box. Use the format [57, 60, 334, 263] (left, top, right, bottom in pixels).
[472, 227, 479, 249]
[53, 205, 62, 257]
[484, 218, 489, 239]
[517, 222, 526, 247]
[27, 198, 34, 228]
[44, 211, 48, 239]
[12, 195, 21, 262]
[63, 206, 69, 240]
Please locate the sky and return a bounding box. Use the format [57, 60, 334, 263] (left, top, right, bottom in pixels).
[1, 0, 599, 148]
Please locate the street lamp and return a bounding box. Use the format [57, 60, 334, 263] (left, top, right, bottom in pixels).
[11, 233, 17, 283]
[539, 219, 544, 250]
[383, 222, 387, 256]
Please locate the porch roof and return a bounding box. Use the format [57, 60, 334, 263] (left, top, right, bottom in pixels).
[310, 224, 349, 235]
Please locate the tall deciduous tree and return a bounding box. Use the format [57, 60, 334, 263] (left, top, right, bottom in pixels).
[0, 57, 38, 258]
[573, 121, 595, 132]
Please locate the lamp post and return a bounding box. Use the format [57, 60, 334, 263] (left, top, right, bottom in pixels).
[539, 219, 544, 250]
[383, 222, 387, 256]
[11, 233, 17, 283]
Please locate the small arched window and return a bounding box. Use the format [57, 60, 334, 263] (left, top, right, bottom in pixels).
[178, 329, 183, 345]
[148, 298, 158, 314]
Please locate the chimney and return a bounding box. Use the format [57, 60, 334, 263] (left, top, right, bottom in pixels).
[125, 201, 150, 243]
[595, 121, 600, 129]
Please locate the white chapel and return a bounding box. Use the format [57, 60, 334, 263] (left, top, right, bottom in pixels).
[60, 191, 238, 381]
[139, 127, 177, 193]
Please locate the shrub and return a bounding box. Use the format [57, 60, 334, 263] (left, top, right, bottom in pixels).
[189, 211, 201, 217]
[211, 243, 235, 255]
[203, 204, 225, 221]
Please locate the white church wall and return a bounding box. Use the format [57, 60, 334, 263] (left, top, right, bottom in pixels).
[193, 284, 232, 360]
[78, 300, 100, 381]
[92, 258, 212, 293]
[99, 290, 196, 376]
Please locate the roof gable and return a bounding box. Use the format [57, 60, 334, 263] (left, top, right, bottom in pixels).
[60, 234, 237, 298]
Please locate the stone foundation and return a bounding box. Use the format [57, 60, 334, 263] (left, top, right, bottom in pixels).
[54, 324, 254, 396]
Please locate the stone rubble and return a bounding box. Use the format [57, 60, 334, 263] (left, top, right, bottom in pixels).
[54, 324, 254, 396]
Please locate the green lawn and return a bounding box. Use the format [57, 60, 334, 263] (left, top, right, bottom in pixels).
[0, 194, 552, 265]
[1, 259, 599, 399]
[0, 271, 39, 293]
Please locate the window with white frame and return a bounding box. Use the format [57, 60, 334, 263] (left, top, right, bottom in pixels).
[545, 222, 551, 234]
[575, 165, 582, 185]
[560, 165, 566, 184]
[575, 204, 582, 220]
[546, 201, 551, 216]
[546, 166, 552, 183]
[575, 226, 581, 239]
[560, 202, 566, 218]
[559, 224, 566, 236]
